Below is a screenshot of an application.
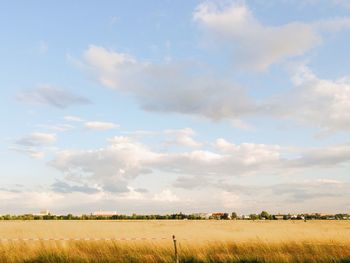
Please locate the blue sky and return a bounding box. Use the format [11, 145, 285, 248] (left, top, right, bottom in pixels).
[1, 0, 350, 214]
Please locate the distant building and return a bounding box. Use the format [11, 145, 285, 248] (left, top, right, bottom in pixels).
[93, 211, 117, 217]
[274, 214, 284, 220]
[33, 210, 51, 216]
[211, 213, 226, 220]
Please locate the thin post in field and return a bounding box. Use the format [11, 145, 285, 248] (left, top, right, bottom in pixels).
[172, 235, 179, 263]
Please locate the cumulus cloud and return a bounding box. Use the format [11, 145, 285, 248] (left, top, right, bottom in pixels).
[78, 45, 350, 132]
[51, 136, 161, 193]
[289, 143, 350, 168]
[164, 128, 202, 148]
[266, 65, 350, 132]
[193, 1, 350, 70]
[80, 45, 256, 120]
[50, 132, 350, 194]
[153, 189, 180, 202]
[17, 85, 91, 109]
[5, 130, 350, 213]
[214, 138, 280, 164]
[220, 191, 242, 209]
[173, 176, 209, 189]
[84, 121, 120, 131]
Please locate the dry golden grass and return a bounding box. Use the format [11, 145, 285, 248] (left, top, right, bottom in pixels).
[0, 220, 349, 262]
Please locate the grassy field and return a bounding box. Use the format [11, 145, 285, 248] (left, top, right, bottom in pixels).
[0, 220, 349, 262]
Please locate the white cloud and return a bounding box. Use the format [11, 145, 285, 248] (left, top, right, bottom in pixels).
[84, 121, 120, 131]
[0, 187, 192, 214]
[50, 132, 350, 196]
[51, 136, 161, 193]
[164, 128, 202, 148]
[12, 132, 57, 159]
[214, 138, 280, 165]
[289, 142, 350, 168]
[0, 190, 64, 213]
[79, 45, 256, 120]
[10, 148, 45, 159]
[17, 85, 91, 109]
[317, 178, 343, 185]
[5, 130, 350, 213]
[64, 116, 84, 122]
[78, 44, 350, 132]
[218, 180, 350, 214]
[1, 179, 349, 214]
[153, 189, 180, 202]
[119, 187, 147, 201]
[36, 124, 74, 132]
[83, 45, 139, 89]
[15, 132, 56, 147]
[267, 65, 350, 132]
[230, 118, 254, 131]
[193, 1, 350, 70]
[220, 191, 241, 209]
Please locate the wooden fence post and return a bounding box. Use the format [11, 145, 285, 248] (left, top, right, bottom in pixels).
[172, 235, 179, 263]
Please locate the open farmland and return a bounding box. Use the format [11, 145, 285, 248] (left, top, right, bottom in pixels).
[0, 220, 349, 262]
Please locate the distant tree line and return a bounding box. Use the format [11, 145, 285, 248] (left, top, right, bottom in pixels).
[0, 211, 349, 220]
[0, 212, 204, 221]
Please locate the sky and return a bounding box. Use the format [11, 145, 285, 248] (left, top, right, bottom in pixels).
[1, 0, 350, 215]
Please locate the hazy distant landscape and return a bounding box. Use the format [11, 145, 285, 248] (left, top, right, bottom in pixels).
[0, 220, 349, 262]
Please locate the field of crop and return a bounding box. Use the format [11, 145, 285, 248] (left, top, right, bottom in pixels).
[0, 220, 349, 262]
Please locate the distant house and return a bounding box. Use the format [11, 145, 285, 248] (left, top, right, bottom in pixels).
[33, 210, 51, 216]
[210, 213, 225, 220]
[274, 214, 284, 220]
[93, 211, 117, 217]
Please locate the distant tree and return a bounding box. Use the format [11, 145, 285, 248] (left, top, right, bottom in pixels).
[231, 212, 237, 219]
[221, 213, 229, 220]
[250, 214, 258, 220]
[260, 211, 269, 219]
[335, 214, 343, 220]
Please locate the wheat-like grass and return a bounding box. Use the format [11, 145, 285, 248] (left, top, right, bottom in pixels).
[0, 240, 349, 262]
[0, 220, 349, 262]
